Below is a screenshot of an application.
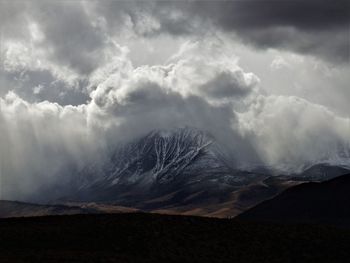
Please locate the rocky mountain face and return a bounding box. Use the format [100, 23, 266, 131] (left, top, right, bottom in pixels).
[2, 127, 350, 218]
[58, 127, 350, 217]
[77, 128, 235, 190]
[63, 128, 266, 216]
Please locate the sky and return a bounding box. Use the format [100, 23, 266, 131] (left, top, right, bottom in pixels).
[0, 0, 349, 200]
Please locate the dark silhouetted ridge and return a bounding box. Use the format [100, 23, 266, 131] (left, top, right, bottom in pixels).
[237, 173, 350, 227]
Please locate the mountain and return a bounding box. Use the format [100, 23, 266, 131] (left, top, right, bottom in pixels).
[65, 127, 274, 217]
[0, 200, 140, 218]
[61, 127, 350, 217]
[291, 163, 350, 181]
[237, 173, 350, 227]
[77, 127, 236, 190]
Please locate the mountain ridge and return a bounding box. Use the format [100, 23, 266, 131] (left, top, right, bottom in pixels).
[55, 127, 350, 217]
[237, 173, 350, 227]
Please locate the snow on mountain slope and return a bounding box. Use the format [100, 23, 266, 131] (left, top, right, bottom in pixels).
[71, 127, 265, 206]
[62, 127, 350, 216]
[290, 163, 350, 181]
[79, 128, 231, 188]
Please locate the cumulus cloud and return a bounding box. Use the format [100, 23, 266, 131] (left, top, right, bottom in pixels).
[87, 40, 259, 145]
[85, 40, 350, 174]
[270, 56, 291, 70]
[238, 95, 350, 171]
[86, 0, 349, 63]
[0, 1, 350, 201]
[1, 1, 347, 105]
[177, 0, 350, 63]
[0, 40, 261, 199]
[0, 92, 93, 200]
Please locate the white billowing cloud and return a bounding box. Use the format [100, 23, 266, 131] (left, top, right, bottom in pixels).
[3, 40, 80, 87]
[2, 0, 348, 111]
[91, 40, 259, 111]
[0, 1, 129, 104]
[227, 39, 350, 117]
[270, 56, 291, 70]
[1, 36, 350, 201]
[238, 95, 350, 172]
[80, 42, 262, 180]
[0, 92, 96, 200]
[86, 40, 260, 146]
[0, 40, 262, 200]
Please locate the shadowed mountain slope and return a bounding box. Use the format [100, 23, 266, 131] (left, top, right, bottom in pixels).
[237, 173, 350, 227]
[22, 128, 350, 218]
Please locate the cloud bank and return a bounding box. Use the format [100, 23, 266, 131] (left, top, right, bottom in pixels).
[0, 0, 349, 200]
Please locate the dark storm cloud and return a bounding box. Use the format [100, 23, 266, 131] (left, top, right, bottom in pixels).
[203, 0, 349, 31]
[212, 0, 350, 63]
[2, 0, 347, 79]
[78, 0, 349, 63]
[148, 0, 350, 63]
[1, 0, 350, 201]
[30, 2, 107, 75]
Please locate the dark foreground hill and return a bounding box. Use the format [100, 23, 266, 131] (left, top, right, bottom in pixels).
[1, 213, 350, 263]
[237, 173, 350, 227]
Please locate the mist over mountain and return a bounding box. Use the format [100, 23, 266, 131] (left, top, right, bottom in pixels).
[65, 128, 262, 213]
[1, 2, 350, 262]
[0, 0, 349, 205]
[42, 127, 347, 217]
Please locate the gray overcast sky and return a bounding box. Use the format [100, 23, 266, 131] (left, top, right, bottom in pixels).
[0, 0, 349, 199]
